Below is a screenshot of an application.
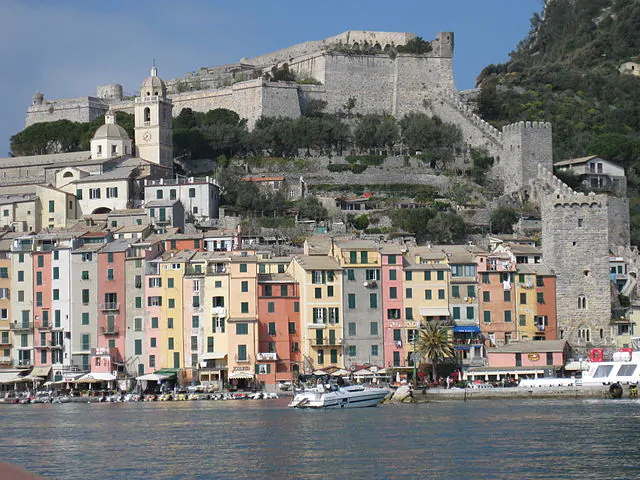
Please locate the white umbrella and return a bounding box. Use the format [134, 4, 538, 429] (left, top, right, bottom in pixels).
[135, 373, 171, 382]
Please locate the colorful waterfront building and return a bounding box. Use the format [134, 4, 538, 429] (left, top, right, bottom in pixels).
[11, 235, 35, 369]
[183, 251, 208, 381]
[0, 235, 14, 369]
[332, 240, 384, 369]
[256, 271, 301, 390]
[514, 264, 557, 341]
[227, 252, 259, 388]
[403, 247, 451, 372]
[381, 244, 405, 371]
[290, 255, 342, 373]
[478, 250, 517, 348]
[201, 252, 231, 388]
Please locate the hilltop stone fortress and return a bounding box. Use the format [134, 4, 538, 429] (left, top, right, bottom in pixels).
[21, 30, 633, 354]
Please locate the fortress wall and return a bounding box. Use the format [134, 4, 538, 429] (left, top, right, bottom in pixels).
[170, 80, 265, 127]
[287, 53, 327, 84]
[244, 31, 417, 67]
[608, 196, 631, 248]
[25, 97, 108, 127]
[393, 55, 455, 117]
[322, 54, 396, 115]
[261, 83, 302, 119]
[429, 98, 503, 158]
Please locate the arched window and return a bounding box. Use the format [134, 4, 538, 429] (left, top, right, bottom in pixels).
[577, 295, 587, 310]
[144, 107, 151, 125]
[63, 171, 74, 178]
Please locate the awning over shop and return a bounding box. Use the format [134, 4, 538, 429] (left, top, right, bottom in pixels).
[419, 307, 450, 317]
[136, 373, 171, 382]
[201, 353, 227, 361]
[30, 366, 51, 378]
[76, 372, 116, 383]
[228, 371, 255, 380]
[154, 369, 178, 377]
[0, 372, 20, 383]
[453, 326, 481, 333]
[0, 375, 30, 384]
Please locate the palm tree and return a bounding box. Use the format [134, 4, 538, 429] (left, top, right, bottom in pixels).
[416, 321, 455, 383]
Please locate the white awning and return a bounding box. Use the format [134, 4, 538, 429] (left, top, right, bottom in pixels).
[136, 373, 171, 382]
[0, 372, 20, 383]
[76, 372, 116, 382]
[419, 307, 451, 317]
[228, 371, 255, 380]
[201, 353, 227, 361]
[330, 369, 350, 377]
[354, 369, 375, 377]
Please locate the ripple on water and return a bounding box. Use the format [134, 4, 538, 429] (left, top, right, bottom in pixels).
[1, 398, 639, 479]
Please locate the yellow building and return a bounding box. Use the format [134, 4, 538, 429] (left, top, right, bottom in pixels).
[403, 248, 451, 366]
[35, 185, 77, 229]
[227, 252, 259, 386]
[157, 250, 194, 370]
[201, 252, 232, 388]
[290, 255, 343, 372]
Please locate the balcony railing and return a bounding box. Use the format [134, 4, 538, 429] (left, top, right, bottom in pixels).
[100, 326, 120, 335]
[234, 354, 252, 364]
[36, 323, 52, 331]
[16, 360, 33, 367]
[310, 337, 343, 346]
[0, 356, 11, 364]
[100, 303, 120, 312]
[211, 307, 226, 317]
[48, 342, 63, 349]
[154, 216, 172, 225]
[10, 322, 33, 331]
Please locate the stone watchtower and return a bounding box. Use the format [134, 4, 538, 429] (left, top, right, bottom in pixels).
[500, 121, 553, 195]
[134, 66, 173, 167]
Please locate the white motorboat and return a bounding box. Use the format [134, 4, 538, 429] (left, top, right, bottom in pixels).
[288, 384, 389, 409]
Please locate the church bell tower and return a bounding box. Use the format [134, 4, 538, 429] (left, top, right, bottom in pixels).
[134, 66, 173, 167]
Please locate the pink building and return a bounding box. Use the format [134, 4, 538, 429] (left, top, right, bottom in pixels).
[97, 241, 129, 366]
[487, 340, 568, 368]
[381, 245, 405, 369]
[33, 251, 53, 367]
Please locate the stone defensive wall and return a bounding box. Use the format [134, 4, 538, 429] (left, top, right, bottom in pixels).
[241, 30, 418, 67]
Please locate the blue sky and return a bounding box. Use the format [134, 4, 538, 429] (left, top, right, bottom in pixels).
[0, 0, 542, 157]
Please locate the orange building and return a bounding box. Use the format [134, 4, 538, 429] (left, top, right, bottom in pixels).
[256, 273, 300, 391]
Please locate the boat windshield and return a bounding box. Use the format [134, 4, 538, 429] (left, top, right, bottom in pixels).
[593, 365, 614, 378]
[616, 364, 637, 377]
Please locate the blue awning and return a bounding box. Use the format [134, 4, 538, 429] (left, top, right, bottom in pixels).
[453, 326, 481, 333]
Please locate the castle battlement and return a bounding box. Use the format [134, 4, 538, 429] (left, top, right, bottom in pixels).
[502, 121, 552, 133]
[444, 94, 503, 144]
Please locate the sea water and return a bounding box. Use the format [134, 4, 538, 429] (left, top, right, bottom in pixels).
[0, 398, 638, 479]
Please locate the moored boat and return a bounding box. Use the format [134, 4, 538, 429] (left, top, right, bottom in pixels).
[288, 384, 389, 409]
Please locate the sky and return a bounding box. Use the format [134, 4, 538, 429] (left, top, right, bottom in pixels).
[0, 0, 543, 157]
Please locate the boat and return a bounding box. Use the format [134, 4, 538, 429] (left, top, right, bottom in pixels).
[288, 384, 389, 409]
[580, 347, 640, 387]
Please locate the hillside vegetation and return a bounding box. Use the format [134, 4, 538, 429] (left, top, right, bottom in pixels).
[476, 0, 640, 242]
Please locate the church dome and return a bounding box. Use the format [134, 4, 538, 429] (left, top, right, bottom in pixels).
[140, 66, 167, 97]
[92, 110, 129, 140]
[93, 123, 129, 140]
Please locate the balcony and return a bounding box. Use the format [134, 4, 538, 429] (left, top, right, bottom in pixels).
[256, 352, 278, 361]
[234, 354, 252, 364]
[211, 307, 226, 317]
[100, 303, 120, 312]
[185, 267, 205, 276]
[100, 326, 120, 335]
[208, 266, 227, 275]
[36, 323, 52, 331]
[48, 342, 63, 349]
[310, 337, 343, 347]
[154, 216, 172, 225]
[16, 360, 33, 368]
[10, 321, 33, 331]
[0, 356, 11, 365]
